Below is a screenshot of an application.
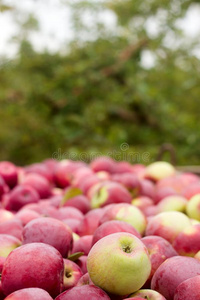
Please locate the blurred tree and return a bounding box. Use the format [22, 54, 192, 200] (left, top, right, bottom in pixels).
[0, 0, 200, 165]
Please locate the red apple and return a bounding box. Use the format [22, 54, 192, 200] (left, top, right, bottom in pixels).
[0, 161, 18, 188]
[76, 255, 88, 274]
[56, 207, 84, 221]
[172, 224, 200, 256]
[5, 185, 40, 211]
[61, 193, 90, 214]
[90, 156, 116, 174]
[4, 288, 53, 300]
[76, 272, 93, 286]
[22, 217, 73, 257]
[87, 232, 151, 295]
[173, 275, 200, 300]
[1, 243, 64, 298]
[72, 235, 93, 256]
[15, 209, 41, 226]
[92, 220, 141, 246]
[0, 219, 23, 240]
[151, 256, 200, 300]
[141, 235, 178, 280]
[77, 208, 104, 236]
[25, 162, 53, 183]
[21, 173, 51, 199]
[0, 234, 21, 257]
[55, 285, 111, 300]
[62, 259, 83, 291]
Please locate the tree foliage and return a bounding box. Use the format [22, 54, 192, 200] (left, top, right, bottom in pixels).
[0, 0, 200, 165]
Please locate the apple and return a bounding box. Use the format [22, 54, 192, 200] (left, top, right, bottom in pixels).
[0, 234, 21, 257]
[0, 161, 18, 188]
[0, 209, 14, 223]
[90, 156, 116, 174]
[92, 220, 141, 246]
[145, 211, 191, 243]
[131, 196, 154, 212]
[22, 217, 73, 257]
[4, 287, 53, 300]
[0, 175, 9, 199]
[141, 236, 178, 281]
[5, 185, 40, 211]
[63, 218, 81, 234]
[91, 182, 132, 208]
[186, 193, 200, 221]
[172, 224, 200, 256]
[145, 161, 175, 181]
[151, 256, 200, 300]
[25, 162, 53, 183]
[183, 182, 200, 199]
[87, 232, 151, 295]
[195, 250, 200, 261]
[76, 272, 94, 286]
[77, 208, 104, 236]
[55, 285, 111, 300]
[61, 191, 90, 214]
[114, 161, 133, 174]
[62, 259, 83, 291]
[76, 255, 88, 274]
[173, 275, 200, 300]
[157, 195, 187, 213]
[99, 203, 147, 235]
[21, 173, 51, 199]
[128, 289, 167, 299]
[56, 207, 84, 221]
[1, 243, 64, 297]
[112, 173, 139, 194]
[15, 209, 41, 226]
[71, 235, 93, 256]
[0, 219, 23, 240]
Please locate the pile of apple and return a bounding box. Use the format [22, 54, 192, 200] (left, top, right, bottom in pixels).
[0, 157, 200, 300]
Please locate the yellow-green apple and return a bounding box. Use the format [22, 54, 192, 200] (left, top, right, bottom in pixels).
[99, 203, 147, 235]
[128, 289, 167, 299]
[77, 208, 104, 236]
[172, 224, 200, 256]
[62, 259, 83, 291]
[0, 234, 21, 257]
[157, 195, 187, 213]
[87, 232, 151, 295]
[151, 256, 200, 300]
[1, 243, 64, 298]
[5, 185, 40, 211]
[55, 285, 111, 300]
[21, 173, 52, 199]
[141, 236, 178, 281]
[71, 235, 93, 256]
[4, 288, 53, 300]
[92, 220, 141, 246]
[91, 182, 132, 208]
[145, 161, 175, 181]
[0, 161, 18, 188]
[145, 211, 191, 243]
[186, 194, 200, 221]
[90, 156, 116, 174]
[173, 275, 200, 300]
[22, 217, 73, 257]
[0, 219, 23, 240]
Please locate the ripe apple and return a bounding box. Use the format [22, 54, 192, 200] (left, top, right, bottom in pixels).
[22, 217, 73, 257]
[76, 255, 88, 274]
[128, 289, 167, 299]
[0, 161, 18, 188]
[186, 194, 200, 221]
[99, 203, 147, 235]
[87, 232, 151, 295]
[183, 182, 200, 199]
[77, 208, 104, 236]
[76, 272, 94, 286]
[55, 285, 111, 300]
[172, 224, 200, 256]
[1, 243, 64, 298]
[71, 235, 93, 256]
[61, 193, 90, 214]
[5, 185, 40, 211]
[15, 209, 41, 226]
[0, 209, 14, 223]
[173, 275, 200, 300]
[91, 182, 132, 208]
[25, 162, 53, 183]
[145, 161, 175, 181]
[151, 256, 200, 300]
[0, 234, 21, 257]
[90, 156, 116, 174]
[21, 173, 51, 199]
[0, 219, 23, 240]
[141, 235, 178, 280]
[4, 287, 53, 300]
[56, 206, 84, 221]
[62, 259, 83, 291]
[92, 220, 141, 246]
[145, 211, 191, 243]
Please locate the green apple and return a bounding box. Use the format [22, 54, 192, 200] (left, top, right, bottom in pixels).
[87, 232, 151, 296]
[145, 161, 175, 181]
[129, 289, 166, 299]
